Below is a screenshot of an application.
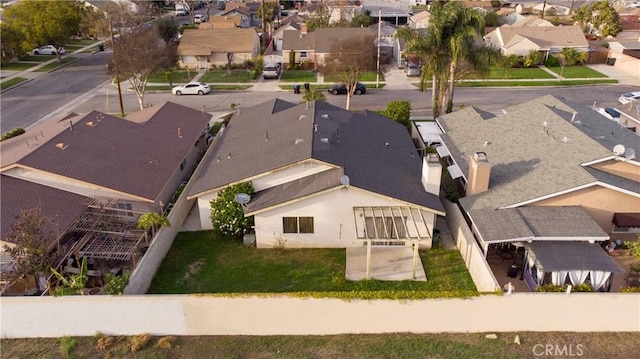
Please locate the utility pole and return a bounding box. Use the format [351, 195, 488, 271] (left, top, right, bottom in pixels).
[109, 18, 125, 117]
[376, 10, 381, 88]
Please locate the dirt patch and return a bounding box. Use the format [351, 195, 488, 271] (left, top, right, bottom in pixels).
[181, 259, 204, 282]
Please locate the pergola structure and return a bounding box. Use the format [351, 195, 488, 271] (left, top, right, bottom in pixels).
[65, 198, 154, 264]
[353, 206, 434, 280]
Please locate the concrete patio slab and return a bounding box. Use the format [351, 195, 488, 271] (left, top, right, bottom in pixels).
[345, 247, 427, 281]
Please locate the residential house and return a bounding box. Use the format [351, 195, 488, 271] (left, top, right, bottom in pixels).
[222, 3, 257, 27]
[204, 15, 243, 29]
[409, 10, 430, 29]
[369, 21, 398, 65]
[484, 25, 589, 59]
[609, 41, 640, 59]
[178, 28, 260, 69]
[436, 95, 639, 291]
[270, 22, 301, 53]
[363, 3, 412, 26]
[298, 1, 361, 24]
[187, 99, 445, 248]
[0, 102, 212, 293]
[282, 27, 372, 67]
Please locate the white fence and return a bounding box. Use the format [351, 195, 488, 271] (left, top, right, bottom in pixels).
[441, 198, 500, 292]
[1, 294, 638, 338]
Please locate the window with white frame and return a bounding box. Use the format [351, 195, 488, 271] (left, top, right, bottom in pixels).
[300, 51, 308, 58]
[283, 216, 314, 233]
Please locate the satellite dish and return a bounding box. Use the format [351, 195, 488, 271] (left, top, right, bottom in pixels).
[613, 144, 625, 156]
[234, 193, 251, 205]
[624, 148, 636, 160]
[340, 175, 350, 186]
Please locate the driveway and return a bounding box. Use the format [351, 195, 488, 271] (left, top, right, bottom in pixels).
[345, 247, 427, 281]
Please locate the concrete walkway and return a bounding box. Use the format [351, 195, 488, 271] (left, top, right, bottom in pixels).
[345, 247, 427, 281]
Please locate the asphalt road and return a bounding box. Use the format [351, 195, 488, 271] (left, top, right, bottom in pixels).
[71, 84, 638, 120]
[0, 50, 112, 132]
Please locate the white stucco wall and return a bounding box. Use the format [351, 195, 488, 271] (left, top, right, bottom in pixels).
[253, 186, 437, 248]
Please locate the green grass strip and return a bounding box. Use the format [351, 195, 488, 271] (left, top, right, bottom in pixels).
[0, 62, 39, 71]
[1, 77, 27, 90]
[279, 70, 318, 83]
[34, 57, 77, 72]
[457, 79, 617, 87]
[546, 66, 608, 78]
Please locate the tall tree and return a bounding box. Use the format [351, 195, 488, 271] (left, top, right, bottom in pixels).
[0, 23, 26, 64]
[112, 27, 177, 110]
[324, 34, 376, 110]
[558, 47, 585, 77]
[3, 0, 84, 63]
[2, 207, 59, 292]
[497, 54, 520, 79]
[573, 0, 622, 38]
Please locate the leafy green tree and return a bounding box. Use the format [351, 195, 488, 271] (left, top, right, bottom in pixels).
[137, 212, 171, 238]
[3, 0, 84, 62]
[154, 16, 180, 44]
[210, 182, 255, 238]
[324, 34, 376, 110]
[382, 100, 412, 132]
[524, 49, 543, 68]
[350, 10, 373, 27]
[558, 47, 584, 77]
[103, 270, 131, 295]
[573, 0, 621, 38]
[0, 23, 26, 64]
[2, 207, 59, 291]
[302, 89, 327, 102]
[497, 54, 520, 79]
[484, 11, 499, 27]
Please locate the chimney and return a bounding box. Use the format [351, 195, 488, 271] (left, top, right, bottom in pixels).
[300, 23, 307, 35]
[421, 153, 442, 195]
[467, 152, 491, 196]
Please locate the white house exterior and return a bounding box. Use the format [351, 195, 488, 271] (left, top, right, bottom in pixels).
[484, 25, 589, 58]
[187, 99, 445, 248]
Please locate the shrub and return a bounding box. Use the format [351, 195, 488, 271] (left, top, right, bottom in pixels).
[1, 127, 25, 141]
[96, 335, 117, 350]
[59, 336, 77, 359]
[381, 100, 412, 132]
[621, 286, 640, 293]
[130, 333, 153, 353]
[545, 56, 560, 67]
[156, 336, 176, 350]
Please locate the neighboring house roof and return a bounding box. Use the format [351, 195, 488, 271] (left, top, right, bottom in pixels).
[468, 206, 609, 244]
[282, 27, 372, 52]
[410, 10, 430, 23]
[437, 95, 640, 211]
[205, 15, 242, 28]
[1, 175, 88, 241]
[5, 102, 211, 202]
[510, 16, 554, 27]
[488, 25, 588, 50]
[179, 28, 258, 55]
[280, 14, 308, 26]
[610, 41, 640, 50]
[369, 21, 397, 38]
[222, 4, 252, 17]
[188, 99, 444, 213]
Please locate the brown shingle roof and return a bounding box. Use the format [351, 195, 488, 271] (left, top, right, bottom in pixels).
[282, 27, 371, 52]
[494, 25, 588, 49]
[178, 28, 258, 55]
[14, 102, 211, 202]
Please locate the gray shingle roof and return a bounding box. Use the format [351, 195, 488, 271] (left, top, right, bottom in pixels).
[528, 242, 624, 273]
[439, 95, 633, 211]
[469, 206, 609, 244]
[282, 28, 372, 52]
[15, 102, 211, 202]
[188, 99, 444, 213]
[1, 175, 88, 242]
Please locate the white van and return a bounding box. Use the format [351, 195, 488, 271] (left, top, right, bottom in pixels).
[175, 3, 189, 16]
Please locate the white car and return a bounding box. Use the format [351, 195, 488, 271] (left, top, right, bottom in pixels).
[33, 45, 66, 55]
[618, 91, 640, 105]
[172, 82, 210, 95]
[194, 14, 208, 23]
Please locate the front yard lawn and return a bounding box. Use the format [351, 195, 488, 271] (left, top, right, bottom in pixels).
[198, 70, 253, 83]
[148, 70, 193, 83]
[324, 72, 383, 82]
[280, 70, 317, 83]
[147, 231, 477, 297]
[1, 77, 27, 90]
[485, 67, 555, 79]
[0, 62, 38, 71]
[547, 66, 607, 78]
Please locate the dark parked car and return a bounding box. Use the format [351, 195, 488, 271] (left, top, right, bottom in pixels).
[327, 82, 366, 95]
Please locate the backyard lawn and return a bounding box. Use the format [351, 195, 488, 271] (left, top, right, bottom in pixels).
[280, 70, 317, 83]
[198, 70, 253, 83]
[547, 66, 607, 78]
[147, 231, 477, 297]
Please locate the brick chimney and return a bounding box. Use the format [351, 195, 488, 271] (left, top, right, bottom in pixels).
[300, 23, 307, 35]
[421, 153, 442, 195]
[467, 152, 491, 196]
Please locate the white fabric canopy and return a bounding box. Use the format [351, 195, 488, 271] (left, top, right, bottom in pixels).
[590, 271, 611, 291]
[569, 270, 589, 285]
[552, 271, 568, 286]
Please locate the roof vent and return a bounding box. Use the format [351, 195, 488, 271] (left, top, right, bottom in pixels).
[321, 138, 329, 143]
[55, 142, 68, 150]
[295, 138, 304, 145]
[321, 114, 329, 119]
[299, 115, 306, 120]
[227, 153, 232, 159]
[385, 142, 390, 148]
[86, 121, 95, 127]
